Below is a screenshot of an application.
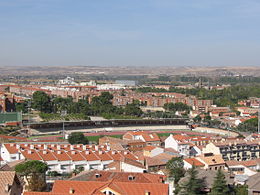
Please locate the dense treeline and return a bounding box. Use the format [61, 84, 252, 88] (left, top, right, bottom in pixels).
[236, 118, 258, 133]
[16, 91, 143, 120]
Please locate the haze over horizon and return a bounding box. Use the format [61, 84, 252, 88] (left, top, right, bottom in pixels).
[0, 0, 260, 67]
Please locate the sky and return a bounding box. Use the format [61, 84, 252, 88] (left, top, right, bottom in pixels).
[0, 0, 260, 67]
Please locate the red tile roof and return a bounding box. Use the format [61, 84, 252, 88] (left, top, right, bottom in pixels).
[51, 180, 169, 195]
[184, 158, 205, 167]
[143, 145, 157, 151]
[20, 149, 42, 161]
[70, 170, 166, 183]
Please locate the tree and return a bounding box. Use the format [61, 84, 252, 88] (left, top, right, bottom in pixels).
[237, 118, 258, 132]
[164, 102, 191, 112]
[32, 91, 51, 113]
[91, 92, 115, 115]
[166, 157, 186, 184]
[177, 165, 205, 195]
[210, 169, 229, 195]
[193, 115, 201, 123]
[15, 160, 48, 192]
[15, 101, 29, 113]
[68, 132, 88, 144]
[124, 102, 143, 116]
[73, 166, 84, 175]
[233, 184, 248, 195]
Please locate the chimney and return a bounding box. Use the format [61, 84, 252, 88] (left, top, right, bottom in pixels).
[57, 151, 61, 154]
[57, 145, 61, 150]
[69, 188, 75, 194]
[70, 145, 74, 150]
[99, 151, 103, 155]
[124, 151, 128, 155]
[95, 145, 98, 151]
[30, 145, 34, 149]
[16, 144, 20, 149]
[43, 151, 47, 154]
[112, 151, 115, 155]
[10, 143, 14, 147]
[5, 184, 10, 192]
[85, 151, 90, 155]
[71, 151, 76, 155]
[144, 191, 150, 195]
[51, 144, 55, 147]
[167, 178, 175, 195]
[28, 150, 32, 154]
[43, 145, 47, 150]
[82, 145, 87, 150]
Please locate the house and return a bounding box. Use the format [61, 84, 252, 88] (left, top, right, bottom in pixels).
[201, 142, 221, 155]
[107, 157, 146, 173]
[225, 162, 257, 178]
[247, 172, 260, 195]
[0, 171, 23, 195]
[225, 159, 260, 176]
[123, 131, 161, 146]
[99, 136, 146, 151]
[196, 153, 225, 171]
[165, 134, 191, 156]
[24, 179, 170, 195]
[183, 158, 205, 169]
[143, 146, 164, 157]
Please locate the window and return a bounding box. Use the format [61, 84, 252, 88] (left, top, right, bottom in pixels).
[103, 190, 115, 195]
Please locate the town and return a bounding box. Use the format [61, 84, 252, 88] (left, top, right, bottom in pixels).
[1, 71, 260, 195]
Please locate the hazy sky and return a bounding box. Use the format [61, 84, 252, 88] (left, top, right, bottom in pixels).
[0, 0, 260, 66]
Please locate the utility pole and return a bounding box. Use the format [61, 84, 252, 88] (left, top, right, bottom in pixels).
[257, 104, 260, 134]
[27, 100, 31, 136]
[61, 110, 67, 139]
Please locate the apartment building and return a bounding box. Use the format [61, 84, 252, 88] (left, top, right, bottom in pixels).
[217, 140, 260, 161]
[203, 140, 260, 161]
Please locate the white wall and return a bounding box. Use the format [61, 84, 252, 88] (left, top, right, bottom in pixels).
[121, 162, 145, 173]
[165, 135, 178, 151]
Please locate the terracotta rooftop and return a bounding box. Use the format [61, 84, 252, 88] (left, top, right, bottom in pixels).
[226, 159, 260, 167]
[197, 155, 225, 166]
[184, 158, 205, 167]
[0, 171, 21, 195]
[51, 180, 169, 195]
[70, 170, 166, 183]
[143, 145, 157, 151]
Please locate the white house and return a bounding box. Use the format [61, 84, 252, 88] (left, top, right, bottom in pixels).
[165, 134, 190, 156]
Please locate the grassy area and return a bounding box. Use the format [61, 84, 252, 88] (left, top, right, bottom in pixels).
[157, 133, 174, 137]
[28, 134, 60, 140]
